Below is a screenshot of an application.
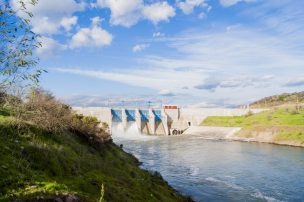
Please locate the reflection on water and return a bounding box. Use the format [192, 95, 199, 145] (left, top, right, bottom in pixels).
[112, 130, 304, 202]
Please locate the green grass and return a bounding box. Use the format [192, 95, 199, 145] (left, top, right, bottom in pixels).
[275, 132, 304, 143]
[202, 108, 304, 127]
[0, 114, 189, 202]
[202, 107, 304, 144]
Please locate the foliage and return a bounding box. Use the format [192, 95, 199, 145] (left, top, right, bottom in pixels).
[22, 88, 73, 133]
[0, 0, 45, 87]
[15, 88, 110, 144]
[0, 114, 189, 201]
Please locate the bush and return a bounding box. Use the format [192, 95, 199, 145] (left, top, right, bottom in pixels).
[22, 88, 72, 133]
[19, 88, 110, 144]
[70, 114, 110, 146]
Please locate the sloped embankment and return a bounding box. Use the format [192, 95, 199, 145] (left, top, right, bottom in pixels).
[0, 115, 191, 201]
[201, 107, 304, 147]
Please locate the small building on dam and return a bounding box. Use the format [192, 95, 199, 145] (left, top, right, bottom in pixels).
[73, 106, 263, 136]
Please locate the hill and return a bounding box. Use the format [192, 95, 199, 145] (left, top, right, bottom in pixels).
[250, 92, 304, 108]
[0, 110, 191, 201]
[202, 107, 304, 146]
[202, 92, 304, 147]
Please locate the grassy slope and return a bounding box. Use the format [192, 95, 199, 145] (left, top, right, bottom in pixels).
[250, 92, 304, 108]
[202, 107, 304, 145]
[0, 112, 188, 201]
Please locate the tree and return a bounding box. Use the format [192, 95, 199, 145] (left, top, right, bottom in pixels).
[0, 0, 44, 88]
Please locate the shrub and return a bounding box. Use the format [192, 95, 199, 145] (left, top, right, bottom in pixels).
[20, 88, 110, 144]
[70, 114, 110, 146]
[22, 88, 72, 133]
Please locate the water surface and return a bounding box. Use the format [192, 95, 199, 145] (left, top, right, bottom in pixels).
[113, 126, 304, 202]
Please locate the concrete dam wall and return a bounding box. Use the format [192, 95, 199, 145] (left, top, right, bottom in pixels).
[73, 107, 264, 136]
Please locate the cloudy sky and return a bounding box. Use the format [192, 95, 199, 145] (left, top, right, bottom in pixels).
[10, 0, 304, 107]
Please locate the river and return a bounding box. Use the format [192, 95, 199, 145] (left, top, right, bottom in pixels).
[112, 124, 304, 202]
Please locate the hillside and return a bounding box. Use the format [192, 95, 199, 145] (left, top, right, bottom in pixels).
[250, 92, 304, 108]
[202, 107, 304, 147]
[0, 111, 191, 201]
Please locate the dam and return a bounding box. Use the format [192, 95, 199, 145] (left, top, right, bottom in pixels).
[73, 105, 262, 135]
[73, 106, 264, 136]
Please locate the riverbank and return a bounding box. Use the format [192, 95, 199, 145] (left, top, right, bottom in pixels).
[200, 107, 304, 147]
[0, 114, 191, 201]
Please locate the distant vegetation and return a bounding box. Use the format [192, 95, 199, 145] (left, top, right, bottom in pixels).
[203, 107, 304, 127]
[202, 104, 304, 146]
[250, 92, 304, 108]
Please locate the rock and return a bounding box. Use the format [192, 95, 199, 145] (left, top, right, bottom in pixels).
[65, 194, 79, 202]
[54, 197, 63, 202]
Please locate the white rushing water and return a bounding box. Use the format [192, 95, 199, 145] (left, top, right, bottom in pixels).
[111, 122, 156, 141]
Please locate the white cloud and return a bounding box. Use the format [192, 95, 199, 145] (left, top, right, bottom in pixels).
[226, 24, 241, 32]
[91, 16, 103, 26]
[54, 67, 203, 92]
[219, 0, 255, 7]
[158, 89, 176, 96]
[95, 0, 175, 26]
[194, 75, 274, 91]
[45, 0, 304, 106]
[60, 16, 78, 32]
[11, 0, 85, 35]
[95, 0, 143, 27]
[144, 27, 302, 103]
[177, 0, 208, 14]
[153, 32, 165, 38]
[241, 1, 304, 42]
[284, 78, 304, 87]
[70, 17, 113, 49]
[59, 25, 303, 98]
[132, 44, 150, 52]
[31, 17, 59, 34]
[62, 94, 166, 107]
[198, 12, 206, 19]
[36, 36, 67, 56]
[142, 2, 175, 24]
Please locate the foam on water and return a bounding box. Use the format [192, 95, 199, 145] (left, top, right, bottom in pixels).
[205, 177, 282, 202]
[111, 122, 156, 141]
[251, 191, 282, 202]
[205, 177, 245, 191]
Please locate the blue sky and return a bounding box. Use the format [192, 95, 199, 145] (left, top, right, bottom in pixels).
[10, 0, 304, 107]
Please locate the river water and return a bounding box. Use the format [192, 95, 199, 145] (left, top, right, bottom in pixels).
[112, 124, 304, 202]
